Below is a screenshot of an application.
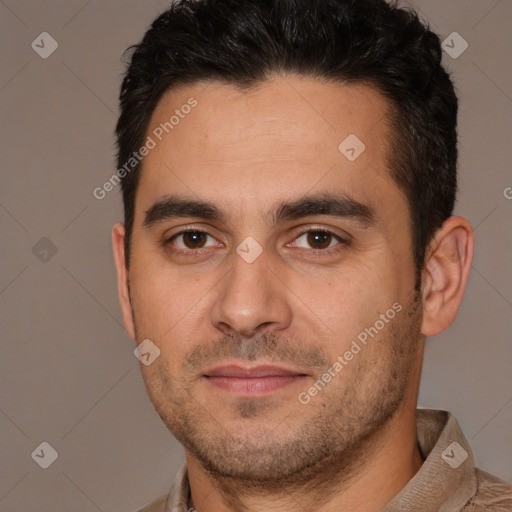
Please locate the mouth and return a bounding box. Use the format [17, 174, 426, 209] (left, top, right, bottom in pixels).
[203, 364, 309, 395]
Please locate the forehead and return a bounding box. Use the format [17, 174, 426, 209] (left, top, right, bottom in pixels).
[136, 76, 404, 222]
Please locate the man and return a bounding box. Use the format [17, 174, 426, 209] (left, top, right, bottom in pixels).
[111, 0, 512, 510]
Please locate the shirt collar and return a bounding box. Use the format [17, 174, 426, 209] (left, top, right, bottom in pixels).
[382, 409, 477, 511]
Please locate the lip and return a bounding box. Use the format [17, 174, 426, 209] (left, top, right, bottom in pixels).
[204, 364, 308, 395]
[206, 364, 304, 378]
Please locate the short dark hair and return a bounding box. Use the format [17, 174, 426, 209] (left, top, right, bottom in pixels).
[116, 0, 458, 278]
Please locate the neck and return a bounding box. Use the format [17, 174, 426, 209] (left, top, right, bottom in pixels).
[185, 404, 424, 512]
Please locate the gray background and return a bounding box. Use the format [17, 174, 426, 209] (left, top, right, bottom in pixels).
[0, 0, 511, 510]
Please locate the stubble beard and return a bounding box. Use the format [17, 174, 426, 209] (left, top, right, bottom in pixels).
[136, 291, 423, 491]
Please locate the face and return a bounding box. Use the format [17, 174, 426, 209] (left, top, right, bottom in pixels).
[117, 77, 424, 485]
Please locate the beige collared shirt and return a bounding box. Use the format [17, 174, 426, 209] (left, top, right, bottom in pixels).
[137, 409, 512, 511]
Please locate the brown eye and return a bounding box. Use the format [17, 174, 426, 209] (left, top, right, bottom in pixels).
[293, 230, 341, 250]
[170, 230, 216, 250]
[306, 231, 333, 249]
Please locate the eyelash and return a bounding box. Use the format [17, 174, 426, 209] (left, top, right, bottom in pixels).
[165, 227, 349, 257]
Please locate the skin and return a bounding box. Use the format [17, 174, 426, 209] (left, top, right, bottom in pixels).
[112, 76, 474, 512]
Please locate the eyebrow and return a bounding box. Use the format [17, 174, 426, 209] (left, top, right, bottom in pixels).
[143, 193, 376, 229]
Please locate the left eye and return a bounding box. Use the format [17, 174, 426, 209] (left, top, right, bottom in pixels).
[293, 230, 342, 250]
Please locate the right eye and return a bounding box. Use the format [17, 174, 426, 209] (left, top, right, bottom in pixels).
[167, 230, 219, 251]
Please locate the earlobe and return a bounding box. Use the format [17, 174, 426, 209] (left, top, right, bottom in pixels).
[112, 223, 136, 340]
[420, 216, 474, 337]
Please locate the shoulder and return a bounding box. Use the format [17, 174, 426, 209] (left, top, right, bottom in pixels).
[135, 494, 168, 512]
[467, 468, 512, 510]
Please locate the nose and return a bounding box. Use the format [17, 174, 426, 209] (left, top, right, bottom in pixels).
[210, 247, 293, 338]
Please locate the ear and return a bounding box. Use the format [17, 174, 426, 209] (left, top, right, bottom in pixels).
[112, 223, 136, 340]
[421, 216, 474, 337]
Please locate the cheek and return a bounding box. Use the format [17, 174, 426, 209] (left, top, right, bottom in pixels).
[128, 254, 228, 369]
[299, 262, 401, 335]
[129, 260, 200, 338]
